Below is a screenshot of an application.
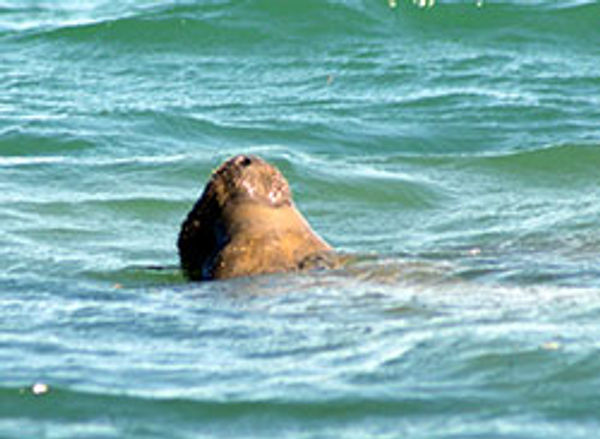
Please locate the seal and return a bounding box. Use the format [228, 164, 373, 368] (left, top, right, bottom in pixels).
[178, 154, 338, 280]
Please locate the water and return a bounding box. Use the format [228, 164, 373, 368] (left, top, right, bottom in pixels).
[1, 0, 600, 437]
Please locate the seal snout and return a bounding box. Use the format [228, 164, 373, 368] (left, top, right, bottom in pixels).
[230, 154, 256, 169]
[217, 154, 291, 207]
[233, 155, 253, 167]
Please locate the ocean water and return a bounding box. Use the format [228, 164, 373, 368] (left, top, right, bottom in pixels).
[1, 0, 600, 437]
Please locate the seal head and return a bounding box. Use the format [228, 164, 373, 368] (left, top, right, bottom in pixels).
[178, 155, 336, 280]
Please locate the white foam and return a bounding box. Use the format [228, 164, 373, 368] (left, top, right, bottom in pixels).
[0, 156, 66, 166]
[0, 154, 190, 167]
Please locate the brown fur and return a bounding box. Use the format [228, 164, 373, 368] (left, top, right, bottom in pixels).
[178, 155, 336, 280]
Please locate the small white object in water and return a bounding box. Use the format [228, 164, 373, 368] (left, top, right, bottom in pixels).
[468, 247, 482, 256]
[388, 0, 397, 8]
[31, 382, 50, 395]
[413, 0, 435, 8]
[540, 341, 561, 351]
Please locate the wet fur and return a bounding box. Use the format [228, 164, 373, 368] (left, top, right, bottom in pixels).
[178, 155, 335, 280]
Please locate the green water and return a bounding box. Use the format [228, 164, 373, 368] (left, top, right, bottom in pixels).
[1, 0, 600, 437]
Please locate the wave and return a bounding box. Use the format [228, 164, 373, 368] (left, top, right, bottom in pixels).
[6, 0, 387, 48]
[379, 141, 600, 176]
[0, 152, 191, 168]
[0, 384, 455, 421]
[0, 379, 560, 422]
[463, 142, 600, 183]
[5, 0, 596, 46]
[0, 131, 93, 157]
[4, 328, 600, 423]
[392, 0, 600, 47]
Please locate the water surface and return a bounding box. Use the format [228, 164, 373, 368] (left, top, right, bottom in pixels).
[1, 0, 600, 437]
